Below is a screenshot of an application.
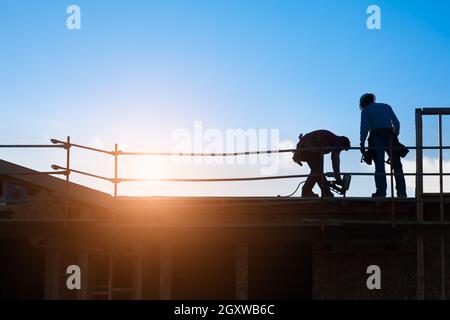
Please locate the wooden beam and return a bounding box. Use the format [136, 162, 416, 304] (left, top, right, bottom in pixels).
[236, 242, 249, 300]
[134, 244, 144, 300]
[44, 248, 60, 300]
[78, 251, 90, 299]
[108, 246, 114, 300]
[159, 243, 172, 300]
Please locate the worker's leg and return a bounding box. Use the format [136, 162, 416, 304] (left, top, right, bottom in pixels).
[372, 135, 387, 196]
[314, 154, 332, 196]
[302, 154, 320, 196]
[302, 159, 318, 195]
[303, 153, 332, 197]
[391, 152, 407, 197]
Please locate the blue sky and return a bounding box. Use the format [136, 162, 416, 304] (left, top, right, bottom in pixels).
[0, 0, 449, 196]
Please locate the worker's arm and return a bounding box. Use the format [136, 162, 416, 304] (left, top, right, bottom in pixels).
[360, 110, 370, 151]
[389, 105, 400, 136]
[331, 151, 343, 184]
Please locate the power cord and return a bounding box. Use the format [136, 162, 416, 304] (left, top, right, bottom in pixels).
[277, 180, 306, 198]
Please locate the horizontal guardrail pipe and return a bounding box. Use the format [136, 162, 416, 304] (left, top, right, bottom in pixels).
[50, 139, 113, 155]
[118, 146, 450, 156]
[420, 108, 450, 115]
[51, 165, 111, 182]
[0, 171, 67, 176]
[51, 165, 450, 184]
[0, 144, 64, 148]
[50, 136, 450, 157]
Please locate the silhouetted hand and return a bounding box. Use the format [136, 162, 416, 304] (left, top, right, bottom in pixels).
[360, 143, 365, 155]
[335, 175, 344, 185]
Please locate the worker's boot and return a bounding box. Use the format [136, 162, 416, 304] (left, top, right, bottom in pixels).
[322, 189, 334, 198]
[371, 192, 386, 198]
[301, 190, 319, 198]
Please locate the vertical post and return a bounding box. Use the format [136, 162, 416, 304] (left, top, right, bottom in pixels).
[159, 243, 172, 300]
[108, 246, 114, 300]
[112, 143, 119, 225]
[44, 248, 60, 300]
[236, 242, 249, 300]
[320, 143, 324, 197]
[416, 109, 424, 217]
[439, 114, 444, 221]
[415, 108, 425, 300]
[389, 140, 396, 227]
[134, 244, 144, 300]
[78, 251, 90, 299]
[439, 113, 446, 300]
[441, 235, 446, 300]
[114, 143, 118, 198]
[64, 136, 71, 224]
[320, 144, 325, 231]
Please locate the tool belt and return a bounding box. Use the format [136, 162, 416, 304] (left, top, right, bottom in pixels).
[362, 128, 409, 165]
[293, 133, 323, 166]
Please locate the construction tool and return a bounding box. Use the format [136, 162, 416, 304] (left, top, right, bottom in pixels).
[326, 173, 352, 197]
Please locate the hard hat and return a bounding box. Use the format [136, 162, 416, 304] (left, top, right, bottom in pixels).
[359, 93, 376, 110]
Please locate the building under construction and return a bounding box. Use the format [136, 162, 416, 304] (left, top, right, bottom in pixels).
[0, 108, 449, 300]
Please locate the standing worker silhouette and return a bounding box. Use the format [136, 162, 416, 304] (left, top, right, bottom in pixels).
[293, 130, 350, 198]
[359, 93, 407, 198]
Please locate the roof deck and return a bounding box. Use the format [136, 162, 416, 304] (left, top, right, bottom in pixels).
[1, 195, 449, 245]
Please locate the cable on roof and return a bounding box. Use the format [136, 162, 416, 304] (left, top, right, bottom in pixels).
[277, 180, 306, 198]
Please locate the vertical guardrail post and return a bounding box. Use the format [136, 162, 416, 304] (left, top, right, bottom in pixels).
[113, 143, 119, 225]
[389, 140, 396, 227]
[64, 136, 71, 225]
[320, 143, 324, 231]
[114, 143, 118, 198]
[439, 113, 446, 300]
[415, 108, 425, 300]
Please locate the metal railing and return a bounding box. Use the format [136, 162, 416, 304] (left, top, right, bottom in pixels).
[0, 125, 448, 207]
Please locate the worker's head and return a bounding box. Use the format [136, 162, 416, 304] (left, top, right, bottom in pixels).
[359, 93, 376, 110]
[340, 136, 351, 151]
[339, 136, 351, 151]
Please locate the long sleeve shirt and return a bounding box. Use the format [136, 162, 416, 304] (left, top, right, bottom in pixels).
[360, 103, 400, 145]
[299, 130, 344, 178]
[300, 130, 344, 155]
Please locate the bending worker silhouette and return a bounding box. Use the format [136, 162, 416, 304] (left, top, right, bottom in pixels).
[293, 130, 350, 198]
[359, 93, 407, 198]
